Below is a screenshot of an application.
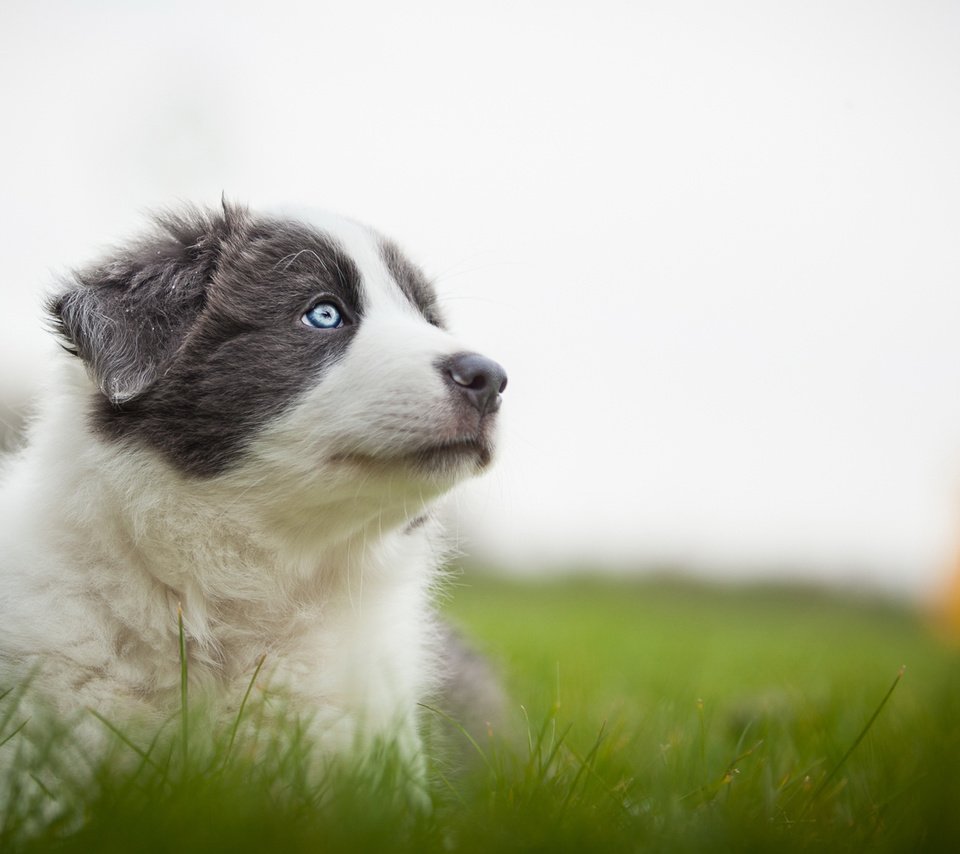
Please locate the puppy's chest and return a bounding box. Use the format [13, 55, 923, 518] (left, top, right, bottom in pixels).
[195, 586, 434, 721]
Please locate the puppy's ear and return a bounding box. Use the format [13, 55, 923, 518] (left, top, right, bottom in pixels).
[48, 205, 246, 404]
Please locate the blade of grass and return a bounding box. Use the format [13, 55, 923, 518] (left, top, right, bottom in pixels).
[0, 718, 29, 750]
[539, 721, 574, 779]
[527, 704, 560, 781]
[557, 721, 607, 821]
[27, 773, 56, 802]
[431, 763, 467, 808]
[87, 708, 164, 773]
[696, 697, 706, 779]
[0, 670, 39, 735]
[681, 739, 764, 804]
[178, 602, 188, 768]
[804, 665, 905, 810]
[222, 653, 267, 768]
[519, 704, 534, 757]
[418, 703, 496, 777]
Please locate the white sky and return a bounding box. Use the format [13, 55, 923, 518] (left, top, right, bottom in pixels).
[2, 1, 959, 594]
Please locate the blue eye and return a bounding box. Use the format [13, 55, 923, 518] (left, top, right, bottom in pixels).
[302, 301, 344, 329]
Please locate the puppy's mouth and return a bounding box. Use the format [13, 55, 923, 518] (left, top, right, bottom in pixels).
[331, 433, 494, 473]
[408, 436, 493, 469]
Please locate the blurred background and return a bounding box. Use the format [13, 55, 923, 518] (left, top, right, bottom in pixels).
[3, 0, 960, 599]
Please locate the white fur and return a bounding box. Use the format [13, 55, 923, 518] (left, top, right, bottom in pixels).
[0, 212, 491, 771]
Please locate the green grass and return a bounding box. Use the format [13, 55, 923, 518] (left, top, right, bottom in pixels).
[445, 576, 960, 851]
[3, 575, 959, 852]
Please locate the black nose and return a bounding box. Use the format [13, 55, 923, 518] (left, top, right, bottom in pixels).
[445, 352, 508, 415]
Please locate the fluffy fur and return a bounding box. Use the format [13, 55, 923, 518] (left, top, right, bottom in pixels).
[0, 203, 506, 769]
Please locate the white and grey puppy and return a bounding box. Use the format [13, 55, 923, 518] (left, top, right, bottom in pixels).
[0, 203, 506, 763]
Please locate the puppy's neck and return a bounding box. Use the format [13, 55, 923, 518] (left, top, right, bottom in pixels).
[21, 365, 439, 640]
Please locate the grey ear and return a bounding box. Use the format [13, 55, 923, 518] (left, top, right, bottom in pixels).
[48, 207, 240, 404]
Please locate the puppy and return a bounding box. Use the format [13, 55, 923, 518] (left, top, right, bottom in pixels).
[0, 202, 506, 769]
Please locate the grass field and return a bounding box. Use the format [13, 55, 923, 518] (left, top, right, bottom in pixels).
[2, 575, 959, 852]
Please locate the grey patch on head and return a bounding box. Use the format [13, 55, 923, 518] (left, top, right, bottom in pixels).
[404, 513, 430, 533]
[430, 621, 508, 761]
[48, 202, 365, 477]
[379, 238, 444, 328]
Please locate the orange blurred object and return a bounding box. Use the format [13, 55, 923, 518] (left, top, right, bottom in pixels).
[939, 555, 960, 642]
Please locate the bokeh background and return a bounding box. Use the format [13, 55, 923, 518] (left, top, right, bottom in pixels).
[3, 0, 960, 598]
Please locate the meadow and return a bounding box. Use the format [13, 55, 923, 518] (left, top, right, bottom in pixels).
[2, 574, 958, 852]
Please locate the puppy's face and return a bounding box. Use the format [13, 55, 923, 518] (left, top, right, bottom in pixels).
[51, 205, 506, 528]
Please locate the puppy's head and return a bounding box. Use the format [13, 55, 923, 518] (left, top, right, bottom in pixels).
[49, 203, 506, 526]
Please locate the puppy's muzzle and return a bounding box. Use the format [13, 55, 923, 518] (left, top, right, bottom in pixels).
[443, 353, 508, 416]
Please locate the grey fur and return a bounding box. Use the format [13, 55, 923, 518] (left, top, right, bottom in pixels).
[379, 237, 444, 328]
[433, 622, 508, 753]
